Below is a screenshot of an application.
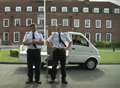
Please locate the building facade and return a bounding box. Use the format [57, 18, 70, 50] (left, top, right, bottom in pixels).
[0, 0, 120, 45]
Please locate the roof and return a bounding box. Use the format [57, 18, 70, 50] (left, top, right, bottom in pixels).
[0, 0, 119, 8]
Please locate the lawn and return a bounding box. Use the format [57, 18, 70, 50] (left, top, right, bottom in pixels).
[99, 48, 120, 64]
[0, 50, 19, 63]
[0, 49, 120, 64]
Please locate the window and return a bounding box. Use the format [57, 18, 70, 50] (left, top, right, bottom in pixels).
[51, 19, 57, 26]
[72, 35, 89, 46]
[38, 6, 44, 12]
[72, 7, 79, 12]
[3, 19, 9, 27]
[14, 18, 21, 27]
[3, 32, 9, 41]
[14, 32, 20, 42]
[26, 18, 32, 27]
[4, 6, 11, 12]
[96, 20, 101, 28]
[106, 20, 112, 28]
[26, 6, 32, 12]
[106, 33, 112, 42]
[114, 8, 120, 14]
[37, 18, 44, 27]
[62, 18, 69, 26]
[93, 8, 99, 13]
[95, 33, 101, 42]
[62, 6, 68, 12]
[85, 32, 91, 41]
[83, 7, 89, 13]
[104, 8, 109, 13]
[85, 19, 91, 28]
[16, 6, 21, 12]
[74, 19, 80, 28]
[51, 6, 56, 12]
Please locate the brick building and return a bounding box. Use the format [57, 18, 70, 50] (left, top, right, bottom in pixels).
[0, 0, 120, 45]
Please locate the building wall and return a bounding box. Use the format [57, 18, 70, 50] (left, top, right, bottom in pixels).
[0, 0, 120, 45]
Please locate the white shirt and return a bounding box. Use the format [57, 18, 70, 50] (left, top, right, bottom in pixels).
[23, 31, 44, 49]
[47, 32, 72, 48]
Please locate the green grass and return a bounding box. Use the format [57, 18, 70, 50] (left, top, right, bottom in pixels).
[99, 48, 120, 64]
[0, 49, 120, 64]
[0, 50, 19, 63]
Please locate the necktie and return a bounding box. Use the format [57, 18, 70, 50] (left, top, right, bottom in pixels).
[58, 32, 66, 47]
[32, 32, 37, 48]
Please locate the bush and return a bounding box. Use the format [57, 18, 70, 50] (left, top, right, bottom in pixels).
[95, 41, 112, 48]
[10, 49, 19, 57]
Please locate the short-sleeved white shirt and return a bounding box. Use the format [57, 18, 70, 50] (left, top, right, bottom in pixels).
[47, 32, 71, 48]
[23, 31, 44, 49]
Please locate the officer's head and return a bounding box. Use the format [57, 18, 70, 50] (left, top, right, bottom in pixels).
[29, 23, 36, 32]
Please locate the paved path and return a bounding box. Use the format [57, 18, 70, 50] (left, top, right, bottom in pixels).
[0, 64, 120, 88]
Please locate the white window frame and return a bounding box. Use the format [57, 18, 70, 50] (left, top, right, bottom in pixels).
[62, 6, 68, 13]
[13, 32, 20, 43]
[106, 33, 112, 42]
[16, 6, 21, 12]
[26, 18, 32, 27]
[85, 19, 91, 28]
[72, 7, 79, 12]
[51, 19, 57, 26]
[74, 19, 80, 28]
[83, 7, 89, 13]
[95, 33, 101, 42]
[3, 19, 9, 27]
[114, 8, 120, 14]
[104, 8, 109, 13]
[3, 32, 9, 41]
[14, 18, 21, 27]
[85, 32, 91, 41]
[38, 6, 44, 12]
[26, 6, 32, 12]
[62, 18, 69, 26]
[4, 6, 11, 12]
[93, 8, 99, 13]
[51, 6, 56, 12]
[106, 20, 112, 28]
[96, 20, 101, 28]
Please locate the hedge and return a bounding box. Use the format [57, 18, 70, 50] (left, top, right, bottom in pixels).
[10, 49, 19, 57]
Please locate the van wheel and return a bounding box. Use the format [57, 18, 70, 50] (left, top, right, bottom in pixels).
[85, 59, 97, 70]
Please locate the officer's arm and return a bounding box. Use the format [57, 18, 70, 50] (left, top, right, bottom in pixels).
[46, 35, 53, 48]
[35, 33, 44, 45]
[22, 33, 32, 45]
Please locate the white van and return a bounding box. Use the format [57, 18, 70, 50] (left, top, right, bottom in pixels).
[19, 32, 100, 70]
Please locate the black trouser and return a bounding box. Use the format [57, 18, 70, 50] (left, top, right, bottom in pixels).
[51, 48, 66, 81]
[27, 49, 41, 81]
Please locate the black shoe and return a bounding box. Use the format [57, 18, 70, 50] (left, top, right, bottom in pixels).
[26, 80, 33, 84]
[49, 80, 55, 84]
[35, 81, 42, 84]
[62, 80, 68, 84]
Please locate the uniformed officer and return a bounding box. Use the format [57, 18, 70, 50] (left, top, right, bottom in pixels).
[23, 23, 44, 84]
[47, 28, 72, 84]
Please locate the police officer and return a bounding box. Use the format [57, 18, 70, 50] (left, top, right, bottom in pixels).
[23, 23, 44, 84]
[47, 28, 72, 84]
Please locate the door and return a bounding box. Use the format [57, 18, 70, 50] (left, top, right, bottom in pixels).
[68, 34, 90, 63]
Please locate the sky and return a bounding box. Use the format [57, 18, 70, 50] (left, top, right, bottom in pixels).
[90, 0, 120, 5]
